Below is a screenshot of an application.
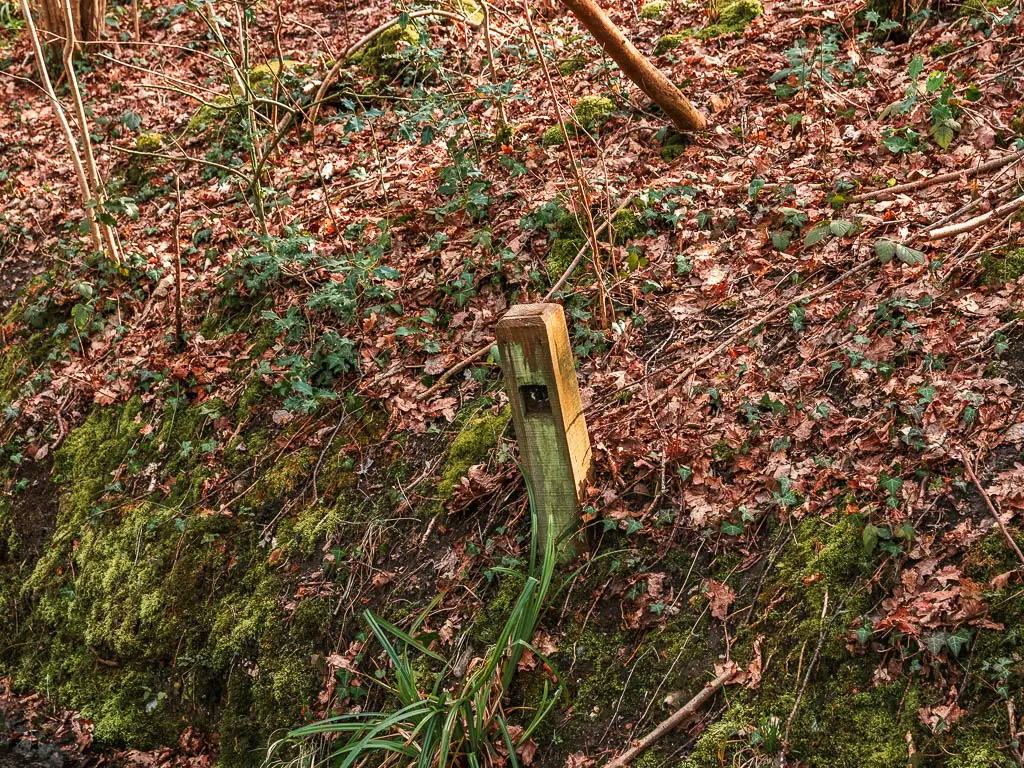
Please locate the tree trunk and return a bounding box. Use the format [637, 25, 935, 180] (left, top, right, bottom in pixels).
[33, 0, 106, 47]
[557, 0, 707, 132]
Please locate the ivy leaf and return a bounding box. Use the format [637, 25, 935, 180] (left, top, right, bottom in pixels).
[908, 55, 925, 79]
[721, 521, 744, 536]
[947, 628, 972, 657]
[879, 473, 903, 497]
[856, 624, 873, 646]
[71, 303, 91, 330]
[930, 121, 955, 149]
[771, 230, 792, 251]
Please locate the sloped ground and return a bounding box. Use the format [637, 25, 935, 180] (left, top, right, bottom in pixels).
[1, 0, 1024, 765]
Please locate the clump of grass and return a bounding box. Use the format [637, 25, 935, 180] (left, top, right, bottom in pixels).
[267, 491, 560, 768]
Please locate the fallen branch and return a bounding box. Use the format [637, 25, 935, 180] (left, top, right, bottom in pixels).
[851, 149, 1024, 202]
[603, 667, 740, 768]
[557, 0, 706, 132]
[927, 195, 1024, 241]
[963, 455, 1024, 568]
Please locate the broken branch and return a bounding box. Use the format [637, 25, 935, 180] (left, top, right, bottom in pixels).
[927, 195, 1024, 241]
[604, 667, 740, 768]
[851, 149, 1024, 202]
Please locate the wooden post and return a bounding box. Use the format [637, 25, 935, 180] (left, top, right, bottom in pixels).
[496, 303, 592, 556]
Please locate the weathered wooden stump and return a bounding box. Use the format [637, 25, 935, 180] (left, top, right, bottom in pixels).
[496, 303, 592, 556]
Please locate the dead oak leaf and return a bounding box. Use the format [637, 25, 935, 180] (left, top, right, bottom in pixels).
[706, 578, 736, 621]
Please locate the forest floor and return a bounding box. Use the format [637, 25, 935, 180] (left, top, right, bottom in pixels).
[2, 0, 1024, 766]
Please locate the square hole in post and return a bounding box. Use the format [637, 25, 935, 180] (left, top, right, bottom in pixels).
[520, 384, 551, 417]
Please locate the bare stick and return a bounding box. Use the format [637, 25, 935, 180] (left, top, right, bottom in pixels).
[173, 176, 184, 351]
[604, 667, 740, 768]
[963, 456, 1024, 568]
[851, 149, 1024, 202]
[927, 195, 1024, 241]
[524, 0, 609, 328]
[558, 0, 706, 132]
[60, 0, 120, 263]
[20, 0, 102, 254]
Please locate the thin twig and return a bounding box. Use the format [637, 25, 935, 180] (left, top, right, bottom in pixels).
[604, 667, 740, 768]
[928, 195, 1024, 241]
[963, 455, 1024, 568]
[851, 149, 1024, 202]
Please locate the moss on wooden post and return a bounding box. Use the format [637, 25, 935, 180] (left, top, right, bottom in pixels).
[496, 304, 592, 557]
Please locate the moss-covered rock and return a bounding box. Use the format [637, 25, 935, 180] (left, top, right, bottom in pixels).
[546, 237, 585, 279]
[185, 94, 242, 135]
[640, 0, 669, 19]
[715, 0, 764, 32]
[348, 23, 423, 79]
[541, 124, 567, 147]
[655, 0, 762, 50]
[654, 33, 689, 54]
[574, 95, 616, 128]
[540, 96, 617, 147]
[659, 129, 689, 161]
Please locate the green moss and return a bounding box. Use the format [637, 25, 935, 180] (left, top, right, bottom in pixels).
[437, 407, 510, 499]
[541, 96, 616, 146]
[640, 0, 668, 19]
[279, 499, 358, 556]
[452, 0, 484, 24]
[348, 23, 422, 79]
[959, 0, 1001, 16]
[251, 448, 314, 504]
[185, 93, 241, 134]
[654, 32, 689, 54]
[660, 129, 689, 161]
[715, 0, 763, 32]
[557, 55, 588, 76]
[930, 40, 956, 57]
[247, 59, 297, 91]
[0, 342, 28, 407]
[541, 124, 567, 147]
[472, 572, 525, 646]
[546, 237, 585, 280]
[610, 208, 643, 245]
[655, 0, 762, 50]
[573, 95, 616, 128]
[980, 247, 1024, 286]
[135, 132, 163, 151]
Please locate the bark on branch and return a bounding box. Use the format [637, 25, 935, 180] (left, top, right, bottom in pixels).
[927, 195, 1024, 241]
[604, 667, 740, 768]
[558, 0, 707, 132]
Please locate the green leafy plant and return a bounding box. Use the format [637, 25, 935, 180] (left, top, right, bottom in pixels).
[268, 492, 561, 768]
